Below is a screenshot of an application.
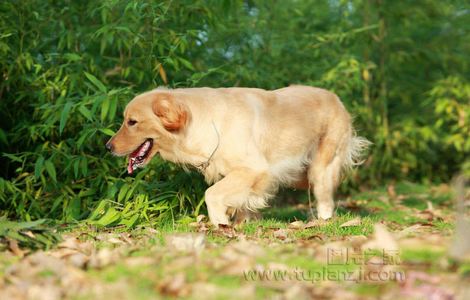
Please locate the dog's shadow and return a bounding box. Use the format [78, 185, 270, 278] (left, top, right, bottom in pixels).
[263, 189, 375, 222]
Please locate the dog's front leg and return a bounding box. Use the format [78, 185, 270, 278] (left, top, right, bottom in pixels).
[204, 168, 271, 227]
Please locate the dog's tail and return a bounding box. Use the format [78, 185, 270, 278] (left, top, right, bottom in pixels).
[342, 129, 372, 172]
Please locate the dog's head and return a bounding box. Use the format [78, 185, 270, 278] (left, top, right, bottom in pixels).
[105, 91, 190, 174]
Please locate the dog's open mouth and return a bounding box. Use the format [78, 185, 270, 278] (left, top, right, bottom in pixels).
[127, 139, 153, 174]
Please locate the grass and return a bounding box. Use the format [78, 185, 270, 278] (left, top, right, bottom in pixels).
[0, 182, 465, 299]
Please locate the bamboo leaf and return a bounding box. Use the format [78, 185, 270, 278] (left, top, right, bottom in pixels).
[78, 105, 93, 122]
[34, 156, 45, 179]
[59, 101, 73, 134]
[99, 128, 115, 136]
[44, 160, 57, 182]
[84, 72, 107, 93]
[101, 97, 110, 122]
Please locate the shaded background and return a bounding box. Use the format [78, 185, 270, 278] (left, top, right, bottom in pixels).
[0, 0, 468, 225]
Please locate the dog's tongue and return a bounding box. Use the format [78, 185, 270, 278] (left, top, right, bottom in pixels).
[127, 149, 140, 174]
[127, 159, 134, 174]
[126, 140, 151, 174]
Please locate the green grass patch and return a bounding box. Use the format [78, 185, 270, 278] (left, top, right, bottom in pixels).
[401, 248, 446, 268]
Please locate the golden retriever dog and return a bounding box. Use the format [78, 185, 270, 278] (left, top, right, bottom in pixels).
[106, 86, 370, 226]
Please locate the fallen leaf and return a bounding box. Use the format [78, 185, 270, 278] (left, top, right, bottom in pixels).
[190, 282, 219, 297]
[23, 231, 36, 239]
[288, 221, 305, 230]
[397, 224, 425, 238]
[339, 217, 361, 228]
[346, 235, 368, 248]
[230, 239, 265, 257]
[215, 224, 237, 238]
[273, 228, 289, 240]
[88, 248, 120, 268]
[215, 240, 264, 275]
[196, 215, 206, 223]
[219, 255, 253, 275]
[67, 252, 89, 269]
[119, 233, 133, 244]
[306, 234, 324, 241]
[304, 219, 327, 228]
[106, 237, 125, 244]
[57, 236, 93, 255]
[362, 224, 399, 252]
[8, 239, 25, 258]
[283, 284, 311, 300]
[58, 237, 80, 249]
[165, 233, 205, 253]
[125, 256, 156, 267]
[157, 273, 189, 297]
[27, 284, 62, 300]
[190, 215, 207, 228]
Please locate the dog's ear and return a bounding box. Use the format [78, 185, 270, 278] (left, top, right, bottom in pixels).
[152, 94, 189, 132]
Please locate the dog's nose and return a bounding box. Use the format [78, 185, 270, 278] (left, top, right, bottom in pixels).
[105, 141, 114, 152]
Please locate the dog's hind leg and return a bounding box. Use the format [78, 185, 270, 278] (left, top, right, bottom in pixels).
[204, 168, 273, 226]
[308, 135, 345, 220]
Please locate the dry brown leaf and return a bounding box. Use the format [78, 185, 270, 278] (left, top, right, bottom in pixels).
[220, 255, 253, 275]
[8, 239, 25, 258]
[27, 284, 62, 300]
[124, 256, 155, 267]
[190, 282, 220, 298]
[158, 64, 168, 85]
[304, 219, 327, 228]
[230, 240, 265, 257]
[58, 237, 81, 249]
[67, 252, 89, 269]
[339, 217, 361, 227]
[345, 235, 368, 248]
[189, 218, 210, 233]
[119, 233, 133, 244]
[191, 282, 255, 299]
[273, 228, 289, 240]
[157, 274, 189, 297]
[305, 234, 324, 241]
[215, 224, 238, 238]
[288, 221, 305, 230]
[88, 248, 120, 269]
[397, 224, 425, 238]
[165, 233, 205, 253]
[196, 215, 206, 223]
[23, 230, 36, 239]
[283, 284, 311, 300]
[106, 237, 125, 245]
[214, 240, 264, 275]
[362, 224, 398, 252]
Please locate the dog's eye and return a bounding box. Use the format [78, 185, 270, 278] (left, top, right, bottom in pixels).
[127, 119, 137, 126]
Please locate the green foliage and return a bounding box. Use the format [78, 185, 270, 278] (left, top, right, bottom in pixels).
[0, 216, 60, 250]
[0, 0, 468, 225]
[0, 0, 210, 224]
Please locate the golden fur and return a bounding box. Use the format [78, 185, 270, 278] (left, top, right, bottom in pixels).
[106, 85, 370, 226]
